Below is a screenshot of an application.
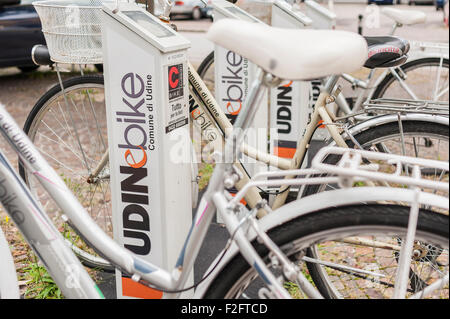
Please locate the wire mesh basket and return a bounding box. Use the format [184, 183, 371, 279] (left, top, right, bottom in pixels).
[33, 0, 111, 64]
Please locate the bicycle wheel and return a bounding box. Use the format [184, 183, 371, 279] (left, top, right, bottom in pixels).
[194, 52, 221, 196]
[373, 57, 449, 102]
[203, 204, 449, 299]
[302, 120, 449, 197]
[18, 75, 114, 271]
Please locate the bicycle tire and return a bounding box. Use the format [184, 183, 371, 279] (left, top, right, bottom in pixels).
[202, 204, 449, 299]
[18, 75, 114, 272]
[197, 51, 214, 79]
[372, 57, 449, 101]
[196, 51, 215, 94]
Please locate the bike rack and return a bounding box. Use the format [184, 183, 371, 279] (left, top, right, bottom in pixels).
[363, 98, 449, 117]
[101, 1, 193, 299]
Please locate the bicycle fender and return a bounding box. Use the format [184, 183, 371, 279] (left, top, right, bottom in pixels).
[338, 113, 449, 142]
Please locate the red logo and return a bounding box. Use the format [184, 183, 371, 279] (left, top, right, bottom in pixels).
[168, 64, 183, 101]
[169, 66, 180, 89]
[368, 46, 400, 58]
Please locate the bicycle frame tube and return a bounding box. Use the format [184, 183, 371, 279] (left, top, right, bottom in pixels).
[188, 63, 267, 217]
[337, 68, 391, 114]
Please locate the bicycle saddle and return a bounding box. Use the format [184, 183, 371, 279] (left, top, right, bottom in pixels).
[381, 7, 427, 26]
[364, 36, 410, 69]
[207, 19, 367, 80]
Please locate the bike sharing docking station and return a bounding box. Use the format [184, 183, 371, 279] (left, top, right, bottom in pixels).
[211, 0, 269, 178]
[101, 2, 193, 298]
[305, 0, 336, 30]
[269, 0, 313, 166]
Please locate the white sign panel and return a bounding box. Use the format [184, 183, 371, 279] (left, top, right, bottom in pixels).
[102, 3, 192, 299]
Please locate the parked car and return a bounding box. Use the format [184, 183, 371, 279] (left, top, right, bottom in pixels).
[435, 0, 447, 10]
[170, 0, 212, 20]
[0, 0, 46, 72]
[408, 0, 434, 5]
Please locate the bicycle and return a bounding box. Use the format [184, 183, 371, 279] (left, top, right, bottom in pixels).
[19, 0, 449, 270]
[0, 16, 448, 298]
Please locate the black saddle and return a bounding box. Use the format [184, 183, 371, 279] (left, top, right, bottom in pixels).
[363, 36, 410, 69]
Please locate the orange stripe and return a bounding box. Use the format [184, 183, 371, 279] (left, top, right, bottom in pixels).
[122, 277, 163, 299]
[274, 146, 296, 159]
[282, 80, 293, 88]
[230, 192, 247, 206]
[317, 120, 326, 129]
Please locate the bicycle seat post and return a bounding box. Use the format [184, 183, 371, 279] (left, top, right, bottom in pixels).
[390, 22, 402, 35]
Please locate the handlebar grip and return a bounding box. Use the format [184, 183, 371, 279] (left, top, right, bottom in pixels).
[31, 45, 53, 66]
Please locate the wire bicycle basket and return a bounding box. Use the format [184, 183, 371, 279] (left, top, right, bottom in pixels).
[33, 0, 111, 64]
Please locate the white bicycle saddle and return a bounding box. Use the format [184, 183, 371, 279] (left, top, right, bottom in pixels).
[206, 19, 368, 81]
[382, 7, 427, 26]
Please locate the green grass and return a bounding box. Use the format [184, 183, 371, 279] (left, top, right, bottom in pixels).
[198, 163, 214, 190]
[283, 266, 316, 299]
[22, 260, 63, 299]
